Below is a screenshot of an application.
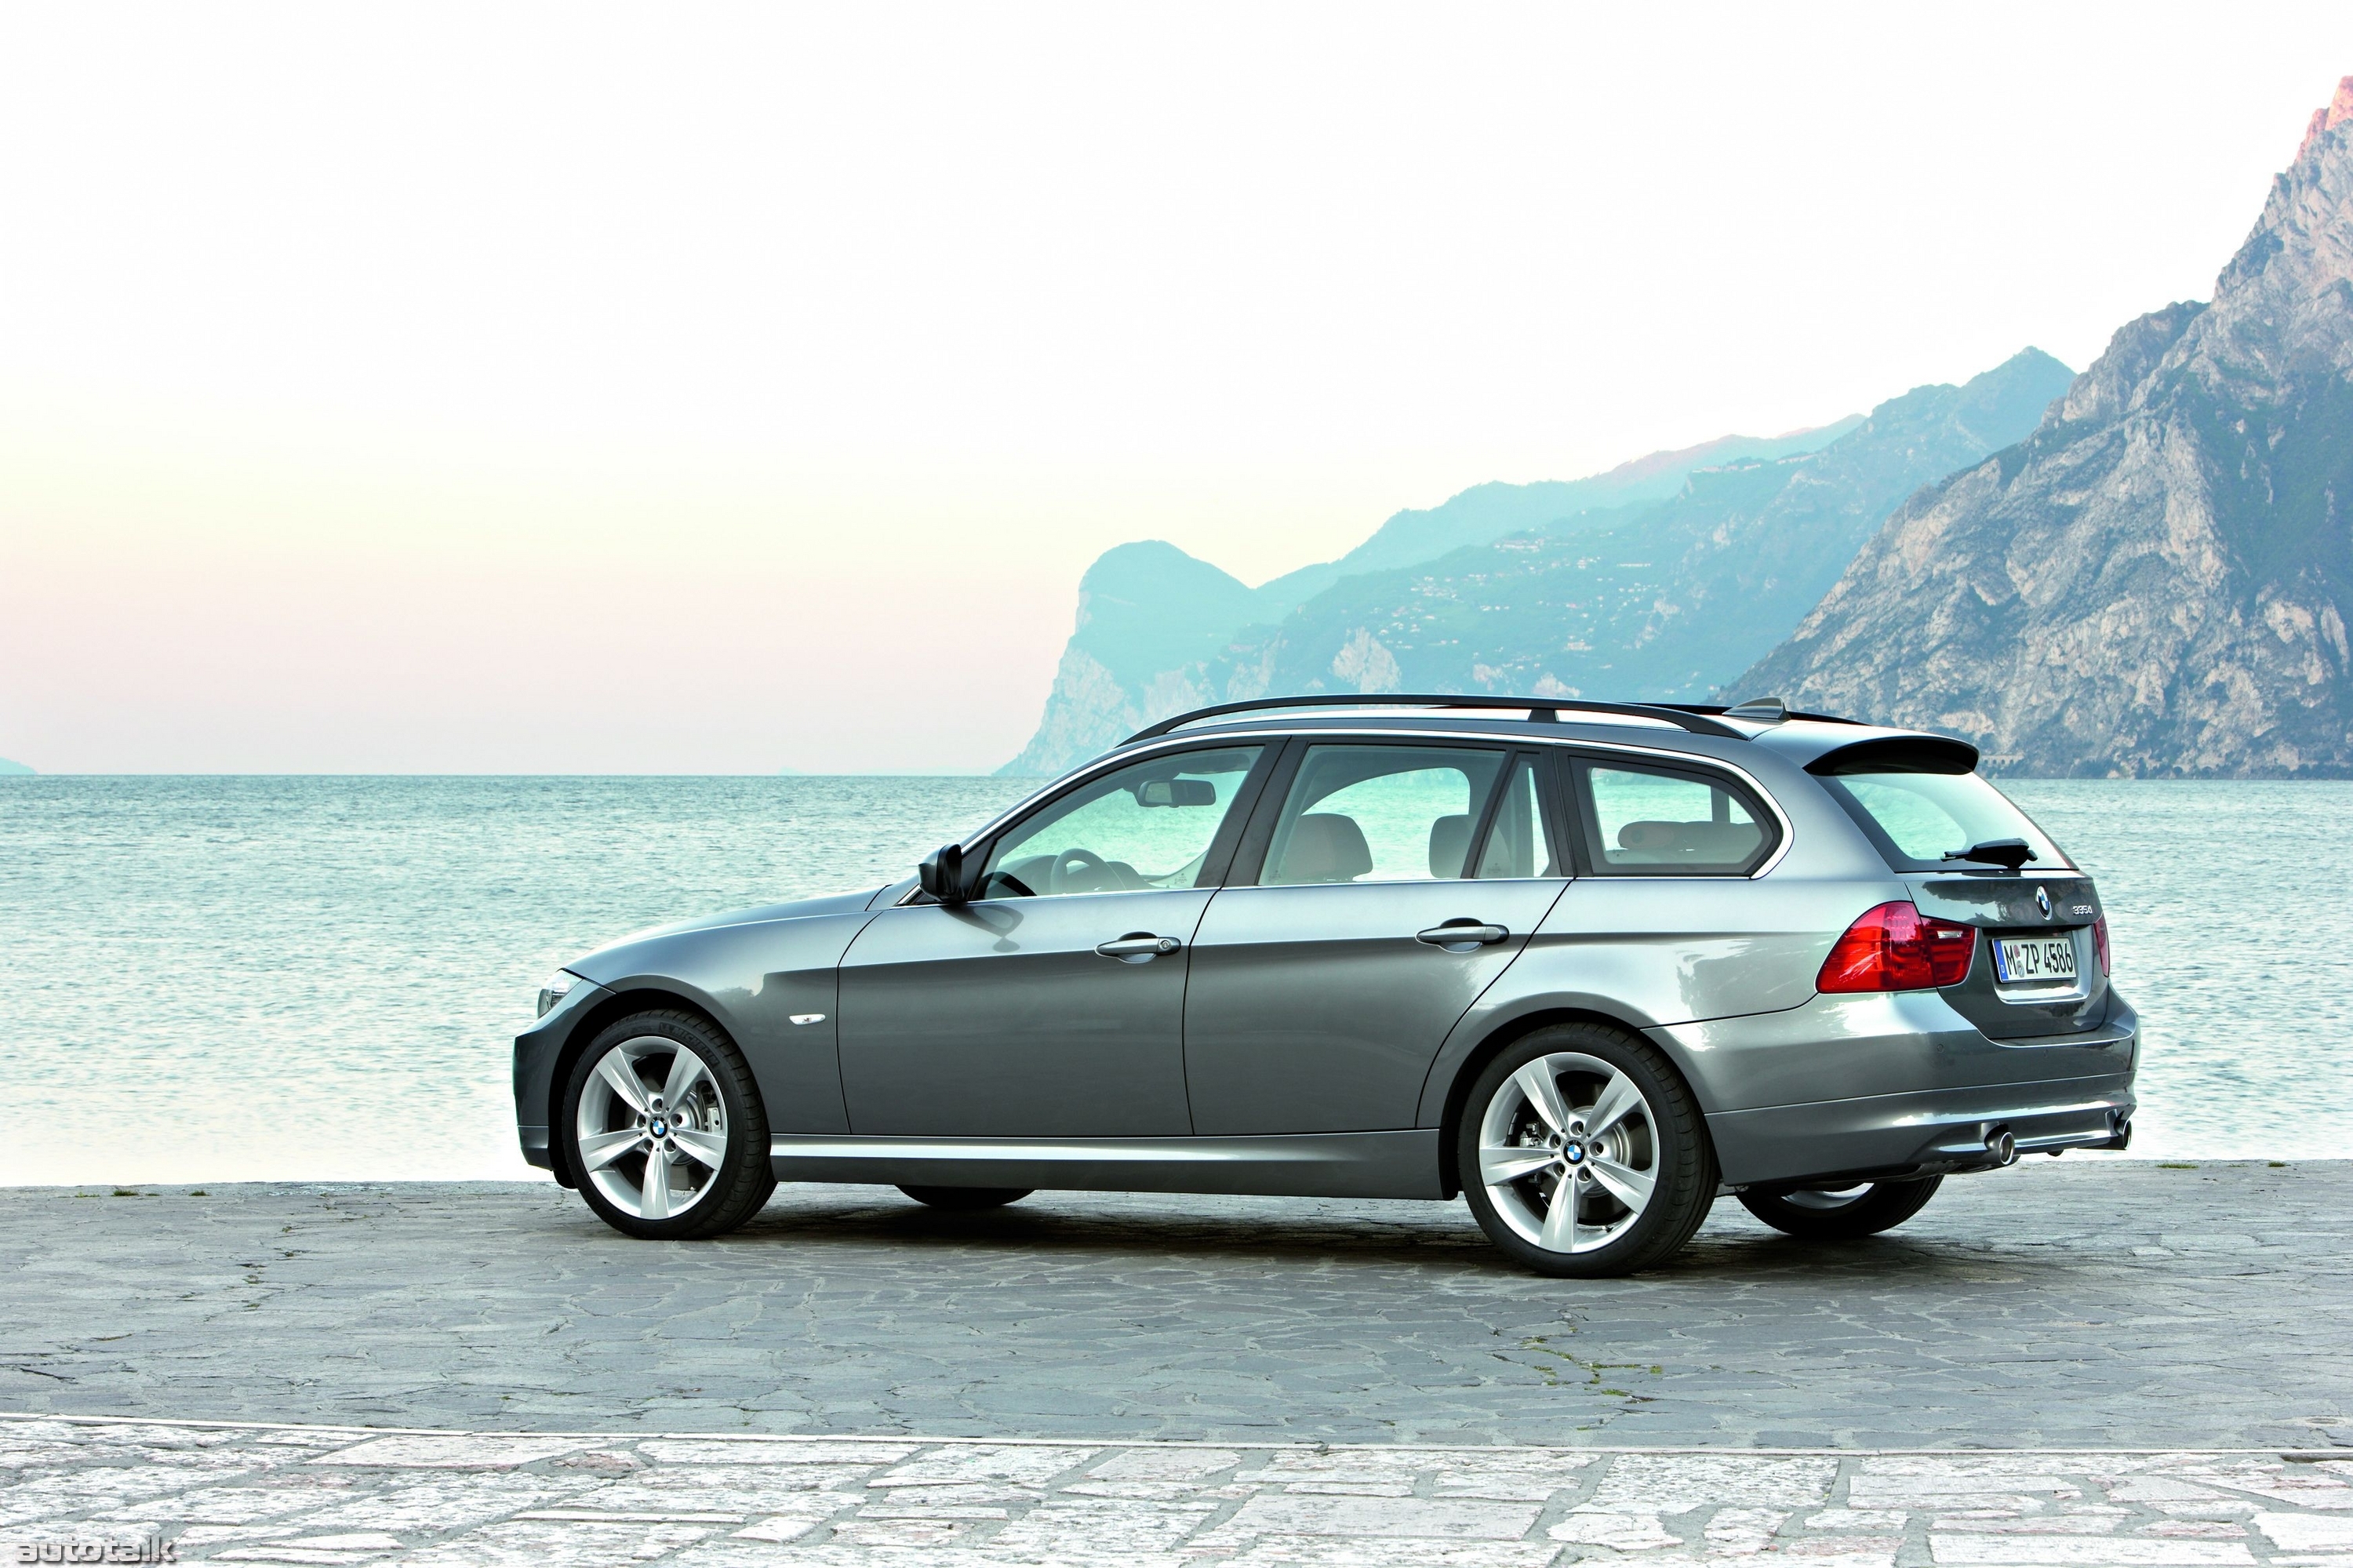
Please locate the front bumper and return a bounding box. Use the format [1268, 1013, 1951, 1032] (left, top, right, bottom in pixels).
[512, 976, 614, 1183]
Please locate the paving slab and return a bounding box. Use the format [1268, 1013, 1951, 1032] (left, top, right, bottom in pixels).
[2, 1162, 2347, 1449]
[3, 1417, 2352, 1565]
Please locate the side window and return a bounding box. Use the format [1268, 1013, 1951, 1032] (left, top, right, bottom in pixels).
[1259, 745, 1506, 886]
[1577, 761, 1773, 875]
[978, 746, 1264, 899]
[1473, 755, 1565, 879]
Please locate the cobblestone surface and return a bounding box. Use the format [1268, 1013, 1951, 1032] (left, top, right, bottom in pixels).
[2, 1163, 2348, 1449]
[5, 1416, 2353, 1566]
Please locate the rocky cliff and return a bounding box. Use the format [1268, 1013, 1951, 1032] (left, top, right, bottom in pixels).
[1001, 420, 1863, 776]
[1209, 349, 2070, 713]
[1734, 78, 2353, 776]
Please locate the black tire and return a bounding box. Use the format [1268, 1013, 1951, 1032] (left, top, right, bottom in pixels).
[1737, 1177, 1942, 1239]
[558, 1010, 776, 1240]
[1455, 1021, 1715, 1278]
[899, 1185, 1031, 1210]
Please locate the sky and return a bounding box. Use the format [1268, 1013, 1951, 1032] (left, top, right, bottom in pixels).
[5, 5, 2351, 774]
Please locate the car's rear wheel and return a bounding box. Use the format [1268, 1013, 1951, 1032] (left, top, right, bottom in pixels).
[899, 1185, 1031, 1210]
[1457, 1023, 1715, 1277]
[1737, 1177, 1942, 1239]
[560, 1010, 775, 1240]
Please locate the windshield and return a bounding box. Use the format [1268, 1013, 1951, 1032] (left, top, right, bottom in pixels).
[1817, 769, 2070, 872]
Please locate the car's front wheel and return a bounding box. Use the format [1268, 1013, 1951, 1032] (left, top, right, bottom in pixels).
[559, 1010, 775, 1240]
[1457, 1023, 1715, 1277]
[1737, 1177, 1942, 1239]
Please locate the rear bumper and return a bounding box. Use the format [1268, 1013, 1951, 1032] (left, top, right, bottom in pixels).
[1658, 988, 2139, 1188]
[1705, 1074, 2136, 1187]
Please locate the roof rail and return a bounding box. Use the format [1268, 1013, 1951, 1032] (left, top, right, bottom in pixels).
[1122, 693, 1748, 744]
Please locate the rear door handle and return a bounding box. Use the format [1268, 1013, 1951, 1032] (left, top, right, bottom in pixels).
[1417, 922, 1509, 948]
[1096, 933, 1182, 962]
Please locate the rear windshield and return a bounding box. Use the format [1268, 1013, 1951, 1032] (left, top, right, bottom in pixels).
[1816, 770, 2070, 872]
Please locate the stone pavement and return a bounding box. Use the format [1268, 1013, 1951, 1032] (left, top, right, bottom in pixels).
[2, 1163, 2348, 1450]
[5, 1415, 2353, 1566]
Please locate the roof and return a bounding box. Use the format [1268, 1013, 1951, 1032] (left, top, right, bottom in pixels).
[1111, 694, 1975, 774]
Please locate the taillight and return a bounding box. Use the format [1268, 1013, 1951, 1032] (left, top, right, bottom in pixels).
[2093, 915, 2111, 976]
[1817, 901, 1977, 993]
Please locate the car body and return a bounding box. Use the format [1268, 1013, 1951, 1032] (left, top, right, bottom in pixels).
[515, 696, 2137, 1274]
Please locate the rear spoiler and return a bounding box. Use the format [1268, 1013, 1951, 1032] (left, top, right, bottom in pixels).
[1805, 735, 1980, 776]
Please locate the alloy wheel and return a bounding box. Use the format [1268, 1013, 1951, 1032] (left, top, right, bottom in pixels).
[1475, 1050, 1660, 1254]
[573, 1035, 729, 1221]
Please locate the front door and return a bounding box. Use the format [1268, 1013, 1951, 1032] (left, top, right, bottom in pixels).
[1184, 743, 1571, 1135]
[836, 744, 1269, 1137]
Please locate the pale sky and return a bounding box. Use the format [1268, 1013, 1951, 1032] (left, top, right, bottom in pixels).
[5, 5, 2350, 773]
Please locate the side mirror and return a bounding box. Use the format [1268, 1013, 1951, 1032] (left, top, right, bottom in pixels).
[917, 842, 969, 904]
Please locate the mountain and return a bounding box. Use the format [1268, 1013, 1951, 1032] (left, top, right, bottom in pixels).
[1000, 421, 1863, 776]
[1735, 78, 2353, 777]
[1210, 349, 2071, 710]
[1002, 355, 2066, 776]
[0, 759, 31, 777]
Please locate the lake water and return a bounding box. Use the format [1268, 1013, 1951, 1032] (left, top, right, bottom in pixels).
[0, 776, 2344, 1184]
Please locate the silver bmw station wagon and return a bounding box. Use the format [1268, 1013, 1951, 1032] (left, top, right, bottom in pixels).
[514, 695, 2135, 1277]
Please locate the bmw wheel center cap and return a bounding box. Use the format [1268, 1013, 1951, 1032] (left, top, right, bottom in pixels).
[1562, 1141, 1585, 1164]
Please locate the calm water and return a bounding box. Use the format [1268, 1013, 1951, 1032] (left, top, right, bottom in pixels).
[0, 776, 2344, 1184]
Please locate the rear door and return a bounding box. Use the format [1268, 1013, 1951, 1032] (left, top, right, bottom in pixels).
[1181, 740, 1569, 1135]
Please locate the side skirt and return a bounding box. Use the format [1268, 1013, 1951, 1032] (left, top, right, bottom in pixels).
[768, 1130, 1446, 1199]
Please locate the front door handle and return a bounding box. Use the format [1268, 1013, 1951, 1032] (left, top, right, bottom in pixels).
[1417, 921, 1509, 949]
[1096, 933, 1182, 962]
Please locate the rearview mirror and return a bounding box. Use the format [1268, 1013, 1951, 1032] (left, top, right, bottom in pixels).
[917, 842, 969, 904]
[1135, 777, 1217, 808]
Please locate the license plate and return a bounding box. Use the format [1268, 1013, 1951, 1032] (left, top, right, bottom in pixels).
[1993, 933, 2079, 984]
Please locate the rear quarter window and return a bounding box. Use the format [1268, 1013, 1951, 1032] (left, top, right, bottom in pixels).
[1573, 759, 1777, 875]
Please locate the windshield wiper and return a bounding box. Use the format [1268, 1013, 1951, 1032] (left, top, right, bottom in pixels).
[1944, 838, 2037, 869]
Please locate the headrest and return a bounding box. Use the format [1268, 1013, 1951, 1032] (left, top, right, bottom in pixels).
[1428, 814, 1471, 878]
[1617, 819, 1764, 860]
[1274, 813, 1373, 883]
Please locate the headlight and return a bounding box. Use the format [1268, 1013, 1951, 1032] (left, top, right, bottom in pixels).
[537, 971, 579, 1019]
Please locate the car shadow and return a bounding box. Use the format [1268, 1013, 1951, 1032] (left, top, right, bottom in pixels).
[573, 1185, 2084, 1287]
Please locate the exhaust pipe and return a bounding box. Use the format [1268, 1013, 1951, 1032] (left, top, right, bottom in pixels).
[2108, 1111, 2133, 1151]
[1985, 1125, 2017, 1166]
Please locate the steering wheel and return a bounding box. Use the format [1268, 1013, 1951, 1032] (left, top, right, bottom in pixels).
[1050, 846, 1107, 893]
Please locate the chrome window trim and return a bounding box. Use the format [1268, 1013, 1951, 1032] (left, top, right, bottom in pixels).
[945, 726, 1798, 890]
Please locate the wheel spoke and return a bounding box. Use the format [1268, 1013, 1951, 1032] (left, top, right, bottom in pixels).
[661, 1049, 708, 1111]
[1588, 1155, 1654, 1213]
[670, 1128, 727, 1170]
[597, 1056, 651, 1116]
[1584, 1070, 1645, 1138]
[577, 1128, 645, 1173]
[1539, 1177, 1582, 1252]
[640, 1148, 673, 1220]
[1480, 1145, 1555, 1185]
[1512, 1060, 1573, 1136]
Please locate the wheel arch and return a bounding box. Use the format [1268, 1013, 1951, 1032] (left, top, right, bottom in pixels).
[546, 984, 744, 1183]
[1430, 1005, 1718, 1199]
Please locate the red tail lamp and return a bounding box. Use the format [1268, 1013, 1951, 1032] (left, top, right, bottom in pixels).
[1818, 901, 1977, 992]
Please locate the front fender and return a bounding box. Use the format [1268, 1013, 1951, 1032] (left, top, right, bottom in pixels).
[558, 908, 879, 1136]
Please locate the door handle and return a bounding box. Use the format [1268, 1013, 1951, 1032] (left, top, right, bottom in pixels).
[1417, 922, 1509, 948]
[1096, 933, 1182, 962]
